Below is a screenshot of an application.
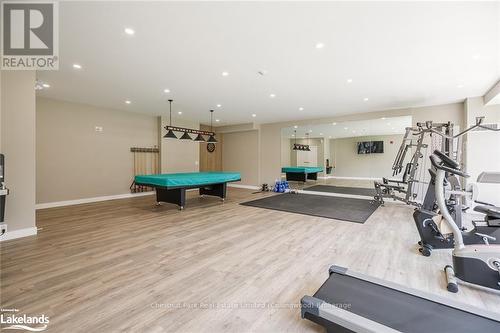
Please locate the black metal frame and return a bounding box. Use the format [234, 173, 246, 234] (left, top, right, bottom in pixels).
[164, 125, 215, 137]
[136, 179, 241, 210]
[285, 172, 318, 182]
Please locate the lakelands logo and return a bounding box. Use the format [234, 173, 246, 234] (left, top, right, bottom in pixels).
[1, 308, 49, 331]
[1, 1, 59, 70]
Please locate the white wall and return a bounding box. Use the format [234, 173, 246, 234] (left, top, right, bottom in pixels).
[464, 97, 500, 205]
[0, 71, 37, 240]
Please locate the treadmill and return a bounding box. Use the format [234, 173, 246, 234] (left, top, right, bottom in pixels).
[301, 265, 500, 333]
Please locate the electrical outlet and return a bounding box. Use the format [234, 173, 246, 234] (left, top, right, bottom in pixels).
[0, 223, 7, 235]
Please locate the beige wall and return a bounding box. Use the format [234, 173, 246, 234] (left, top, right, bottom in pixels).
[160, 117, 200, 173]
[36, 98, 158, 203]
[259, 102, 465, 185]
[330, 134, 405, 178]
[222, 130, 259, 186]
[1, 71, 37, 236]
[199, 125, 223, 171]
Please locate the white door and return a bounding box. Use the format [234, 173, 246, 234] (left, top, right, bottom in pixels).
[297, 146, 318, 166]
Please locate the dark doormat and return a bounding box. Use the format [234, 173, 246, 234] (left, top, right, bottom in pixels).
[304, 185, 376, 197]
[241, 193, 380, 223]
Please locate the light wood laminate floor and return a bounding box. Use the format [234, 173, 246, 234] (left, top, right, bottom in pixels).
[1, 188, 499, 332]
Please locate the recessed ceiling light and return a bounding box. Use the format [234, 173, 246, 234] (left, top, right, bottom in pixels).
[309, 129, 313, 133]
[381, 117, 386, 120]
[178, 111, 182, 115]
[319, 133, 323, 136]
[292, 134, 295, 137]
[125, 100, 131, 104]
[215, 119, 220, 122]
[315, 43, 325, 49]
[391, 128, 395, 130]
[42, 83, 50, 88]
[294, 125, 298, 129]
[344, 127, 348, 130]
[299, 107, 304, 111]
[72, 64, 82, 69]
[252, 114, 257, 118]
[332, 122, 337, 126]
[216, 104, 222, 108]
[222, 71, 229, 76]
[347, 79, 353, 83]
[363, 97, 369, 102]
[164, 89, 170, 93]
[329, 136, 332, 139]
[269, 93, 276, 98]
[124, 28, 135, 35]
[457, 84, 464, 88]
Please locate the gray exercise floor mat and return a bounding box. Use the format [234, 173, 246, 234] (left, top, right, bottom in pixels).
[304, 185, 376, 197]
[241, 193, 380, 223]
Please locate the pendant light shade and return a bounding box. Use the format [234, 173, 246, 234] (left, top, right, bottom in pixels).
[207, 135, 217, 143]
[164, 129, 177, 139]
[180, 132, 192, 140]
[194, 133, 205, 142]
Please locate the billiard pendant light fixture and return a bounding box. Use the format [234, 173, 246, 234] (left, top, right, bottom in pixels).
[163, 99, 178, 139]
[163, 101, 217, 142]
[292, 129, 310, 151]
[207, 110, 217, 143]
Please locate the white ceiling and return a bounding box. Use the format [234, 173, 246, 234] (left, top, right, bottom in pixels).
[282, 116, 412, 139]
[37, 1, 500, 125]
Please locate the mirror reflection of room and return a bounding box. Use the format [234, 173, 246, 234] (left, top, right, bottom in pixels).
[281, 116, 412, 187]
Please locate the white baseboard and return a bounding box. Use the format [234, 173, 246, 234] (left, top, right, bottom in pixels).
[228, 184, 260, 190]
[36, 191, 155, 210]
[0, 227, 38, 242]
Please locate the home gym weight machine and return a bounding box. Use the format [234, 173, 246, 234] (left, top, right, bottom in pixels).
[375, 117, 497, 208]
[374, 120, 458, 207]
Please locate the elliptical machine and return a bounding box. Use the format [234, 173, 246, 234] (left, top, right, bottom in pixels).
[413, 152, 500, 256]
[430, 150, 500, 293]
